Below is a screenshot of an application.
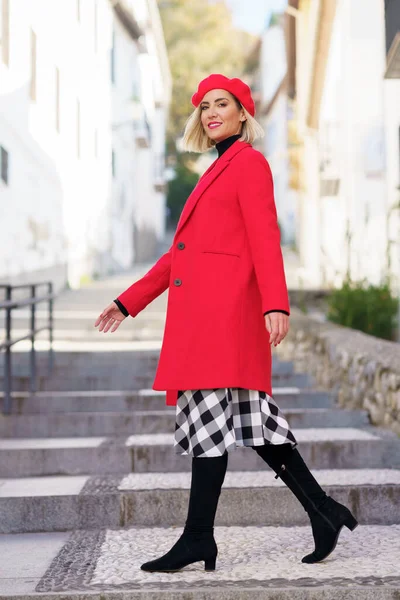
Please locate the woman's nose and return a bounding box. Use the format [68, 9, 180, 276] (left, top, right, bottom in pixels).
[206, 107, 218, 119]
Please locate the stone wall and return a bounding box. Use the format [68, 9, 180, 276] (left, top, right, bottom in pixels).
[276, 308, 400, 436]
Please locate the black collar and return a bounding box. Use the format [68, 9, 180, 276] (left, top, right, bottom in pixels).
[215, 134, 242, 158]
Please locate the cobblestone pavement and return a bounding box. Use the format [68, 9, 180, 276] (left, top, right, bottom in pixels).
[25, 525, 400, 592]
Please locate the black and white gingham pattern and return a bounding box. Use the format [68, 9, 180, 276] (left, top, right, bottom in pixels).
[174, 388, 298, 458]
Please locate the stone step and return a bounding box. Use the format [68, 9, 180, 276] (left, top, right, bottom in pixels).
[0, 311, 167, 327]
[0, 351, 294, 374]
[0, 354, 159, 377]
[1, 469, 399, 533]
[0, 348, 162, 367]
[0, 327, 165, 341]
[0, 407, 370, 437]
[1, 525, 400, 596]
[0, 372, 313, 392]
[0, 428, 398, 476]
[0, 388, 336, 414]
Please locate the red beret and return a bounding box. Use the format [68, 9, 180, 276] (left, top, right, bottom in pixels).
[191, 73, 256, 117]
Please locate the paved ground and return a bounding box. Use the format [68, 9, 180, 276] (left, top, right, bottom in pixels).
[1, 525, 400, 596]
[1, 246, 400, 599]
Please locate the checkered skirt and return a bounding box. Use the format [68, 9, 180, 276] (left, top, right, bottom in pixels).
[174, 388, 298, 458]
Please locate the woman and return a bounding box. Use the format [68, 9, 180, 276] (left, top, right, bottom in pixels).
[94, 74, 358, 573]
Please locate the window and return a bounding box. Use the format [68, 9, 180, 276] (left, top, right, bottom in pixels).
[30, 29, 37, 102]
[55, 67, 60, 132]
[112, 149, 116, 178]
[1, 146, 9, 185]
[1, 0, 10, 66]
[110, 29, 115, 83]
[76, 99, 80, 158]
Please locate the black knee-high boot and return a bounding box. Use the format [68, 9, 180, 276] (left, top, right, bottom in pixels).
[252, 443, 358, 563]
[140, 453, 228, 572]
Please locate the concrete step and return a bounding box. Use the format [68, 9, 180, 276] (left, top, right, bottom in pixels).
[0, 309, 166, 321]
[0, 326, 166, 342]
[1, 524, 400, 596]
[0, 428, 398, 476]
[0, 388, 336, 414]
[0, 371, 313, 392]
[1, 351, 294, 373]
[0, 407, 370, 437]
[1, 469, 400, 533]
[0, 348, 162, 367]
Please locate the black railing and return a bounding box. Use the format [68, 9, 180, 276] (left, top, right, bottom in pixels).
[0, 282, 56, 415]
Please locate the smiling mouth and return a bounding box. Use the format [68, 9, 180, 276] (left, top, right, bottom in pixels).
[208, 123, 222, 129]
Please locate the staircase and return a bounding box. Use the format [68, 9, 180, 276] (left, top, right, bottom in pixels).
[1, 268, 400, 597]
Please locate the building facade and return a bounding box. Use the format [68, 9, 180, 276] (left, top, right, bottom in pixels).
[0, 0, 171, 290]
[290, 0, 397, 290]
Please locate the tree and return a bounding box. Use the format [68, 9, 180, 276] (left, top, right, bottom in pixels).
[158, 0, 256, 145]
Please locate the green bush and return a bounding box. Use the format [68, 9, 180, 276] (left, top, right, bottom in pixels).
[167, 153, 200, 227]
[326, 276, 398, 340]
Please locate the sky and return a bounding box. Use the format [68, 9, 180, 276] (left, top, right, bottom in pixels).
[225, 0, 288, 34]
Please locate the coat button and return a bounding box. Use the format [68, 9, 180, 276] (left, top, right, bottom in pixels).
[174, 278, 182, 286]
[177, 242, 185, 250]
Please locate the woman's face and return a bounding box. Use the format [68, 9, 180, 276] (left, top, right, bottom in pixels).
[200, 88, 246, 143]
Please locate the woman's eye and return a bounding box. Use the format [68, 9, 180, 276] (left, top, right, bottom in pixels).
[201, 103, 227, 110]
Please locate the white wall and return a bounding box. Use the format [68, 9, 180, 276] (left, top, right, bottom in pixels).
[295, 0, 389, 288]
[0, 0, 170, 288]
[114, 0, 170, 263]
[134, 0, 170, 242]
[319, 0, 387, 286]
[109, 15, 140, 270]
[262, 92, 296, 244]
[0, 0, 112, 289]
[260, 20, 286, 107]
[259, 18, 296, 245]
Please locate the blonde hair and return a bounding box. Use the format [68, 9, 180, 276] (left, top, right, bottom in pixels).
[181, 101, 265, 153]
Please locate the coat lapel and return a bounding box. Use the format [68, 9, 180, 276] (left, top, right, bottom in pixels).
[175, 140, 251, 237]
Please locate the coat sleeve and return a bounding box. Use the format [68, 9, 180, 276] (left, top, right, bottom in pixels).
[236, 151, 290, 316]
[115, 246, 172, 317]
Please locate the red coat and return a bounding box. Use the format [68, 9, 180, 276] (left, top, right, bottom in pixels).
[117, 140, 290, 406]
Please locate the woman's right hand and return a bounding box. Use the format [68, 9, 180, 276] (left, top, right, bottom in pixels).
[94, 302, 127, 333]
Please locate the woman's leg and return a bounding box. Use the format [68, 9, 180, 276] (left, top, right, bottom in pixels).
[184, 452, 229, 533]
[252, 443, 358, 563]
[140, 452, 228, 572]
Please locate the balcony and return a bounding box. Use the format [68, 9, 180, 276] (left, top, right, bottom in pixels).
[153, 152, 166, 192]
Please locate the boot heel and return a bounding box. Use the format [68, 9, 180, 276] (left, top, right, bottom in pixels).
[344, 514, 358, 531]
[204, 556, 217, 571]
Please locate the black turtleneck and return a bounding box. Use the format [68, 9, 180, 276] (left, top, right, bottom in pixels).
[114, 133, 289, 319]
[215, 133, 242, 158]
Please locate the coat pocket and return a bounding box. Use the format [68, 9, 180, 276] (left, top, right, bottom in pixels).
[201, 250, 240, 258]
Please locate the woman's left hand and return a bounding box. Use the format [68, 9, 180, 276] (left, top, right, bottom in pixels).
[264, 312, 289, 347]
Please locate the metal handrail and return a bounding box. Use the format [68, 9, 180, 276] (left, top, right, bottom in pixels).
[0, 282, 56, 415]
